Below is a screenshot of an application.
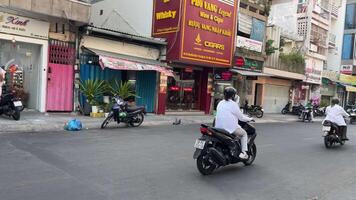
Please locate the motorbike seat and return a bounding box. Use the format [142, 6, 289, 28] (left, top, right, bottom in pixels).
[126, 106, 145, 113]
[211, 128, 235, 138]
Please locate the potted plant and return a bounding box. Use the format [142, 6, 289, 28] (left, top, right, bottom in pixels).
[107, 80, 138, 100]
[79, 79, 106, 114]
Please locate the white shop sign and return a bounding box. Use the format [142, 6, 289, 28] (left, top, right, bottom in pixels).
[236, 36, 263, 52]
[0, 12, 49, 40]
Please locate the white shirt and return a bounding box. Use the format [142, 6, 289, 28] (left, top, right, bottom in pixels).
[215, 99, 252, 133]
[323, 105, 349, 126]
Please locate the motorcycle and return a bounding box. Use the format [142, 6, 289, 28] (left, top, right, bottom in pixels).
[193, 120, 257, 175]
[101, 96, 146, 129]
[347, 108, 356, 124]
[301, 107, 313, 122]
[322, 120, 347, 148]
[244, 105, 264, 118]
[0, 90, 23, 120]
[313, 105, 325, 117]
[281, 102, 304, 116]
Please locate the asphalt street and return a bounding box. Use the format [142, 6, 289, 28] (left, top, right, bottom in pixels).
[1, 121, 356, 200]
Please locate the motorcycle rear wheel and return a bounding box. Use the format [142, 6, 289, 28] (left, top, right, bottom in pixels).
[324, 137, 333, 148]
[255, 110, 263, 118]
[197, 153, 216, 175]
[129, 113, 144, 127]
[12, 108, 20, 121]
[243, 143, 257, 166]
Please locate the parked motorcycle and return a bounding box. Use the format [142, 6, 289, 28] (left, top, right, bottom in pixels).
[313, 105, 326, 117]
[101, 97, 146, 129]
[245, 105, 264, 118]
[347, 108, 356, 124]
[193, 120, 257, 175]
[0, 90, 23, 120]
[301, 107, 313, 122]
[322, 120, 347, 148]
[281, 102, 304, 116]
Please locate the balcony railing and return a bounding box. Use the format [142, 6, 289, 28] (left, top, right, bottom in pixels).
[331, 3, 338, 19]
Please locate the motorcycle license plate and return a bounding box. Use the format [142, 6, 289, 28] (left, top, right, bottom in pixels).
[13, 101, 22, 107]
[194, 139, 206, 149]
[322, 126, 331, 132]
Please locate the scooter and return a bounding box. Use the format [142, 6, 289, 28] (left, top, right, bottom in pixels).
[193, 120, 257, 175]
[347, 109, 356, 124]
[281, 102, 304, 116]
[322, 120, 348, 148]
[301, 107, 313, 122]
[0, 90, 23, 120]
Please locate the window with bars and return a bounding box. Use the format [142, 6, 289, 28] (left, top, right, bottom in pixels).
[297, 17, 308, 37]
[49, 40, 75, 65]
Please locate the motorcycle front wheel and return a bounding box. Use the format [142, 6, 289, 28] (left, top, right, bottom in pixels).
[243, 143, 257, 166]
[281, 109, 287, 115]
[129, 113, 144, 127]
[101, 112, 114, 129]
[197, 153, 216, 175]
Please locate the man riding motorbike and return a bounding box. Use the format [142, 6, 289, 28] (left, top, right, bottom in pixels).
[323, 98, 349, 141]
[215, 87, 253, 159]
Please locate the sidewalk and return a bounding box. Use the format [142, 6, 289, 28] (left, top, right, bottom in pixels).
[0, 111, 321, 134]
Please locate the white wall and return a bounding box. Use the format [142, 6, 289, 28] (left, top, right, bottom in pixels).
[90, 0, 153, 37]
[327, 0, 347, 72]
[269, 0, 299, 39]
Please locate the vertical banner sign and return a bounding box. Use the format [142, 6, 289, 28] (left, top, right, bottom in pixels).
[180, 0, 238, 67]
[152, 0, 181, 36]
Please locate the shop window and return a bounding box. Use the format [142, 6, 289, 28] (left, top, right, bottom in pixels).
[342, 34, 355, 60]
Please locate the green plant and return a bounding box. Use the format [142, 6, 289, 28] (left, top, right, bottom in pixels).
[107, 80, 138, 100]
[279, 52, 305, 73]
[79, 79, 106, 106]
[265, 40, 279, 55]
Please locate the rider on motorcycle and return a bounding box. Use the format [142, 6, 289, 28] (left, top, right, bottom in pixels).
[215, 87, 253, 159]
[324, 98, 349, 141]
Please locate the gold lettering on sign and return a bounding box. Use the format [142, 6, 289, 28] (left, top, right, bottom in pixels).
[156, 10, 177, 20]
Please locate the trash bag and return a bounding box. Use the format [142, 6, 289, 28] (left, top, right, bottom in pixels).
[64, 119, 83, 131]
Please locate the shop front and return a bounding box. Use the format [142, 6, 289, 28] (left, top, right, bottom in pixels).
[231, 56, 269, 107]
[0, 12, 49, 112]
[80, 34, 171, 113]
[303, 57, 323, 105]
[339, 74, 356, 106]
[152, 0, 238, 114]
[320, 70, 338, 106]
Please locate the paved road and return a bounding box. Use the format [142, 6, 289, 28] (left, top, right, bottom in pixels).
[1, 122, 356, 200]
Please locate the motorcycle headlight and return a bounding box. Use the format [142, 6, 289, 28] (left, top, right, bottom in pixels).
[261, 109, 264, 112]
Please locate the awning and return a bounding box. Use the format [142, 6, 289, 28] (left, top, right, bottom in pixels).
[346, 85, 356, 92]
[99, 55, 174, 77]
[230, 69, 270, 77]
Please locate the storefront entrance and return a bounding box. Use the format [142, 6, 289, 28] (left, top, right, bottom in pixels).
[166, 68, 201, 111]
[0, 39, 42, 110]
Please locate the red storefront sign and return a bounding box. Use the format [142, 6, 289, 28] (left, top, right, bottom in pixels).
[152, 0, 181, 35]
[180, 0, 237, 67]
[152, 0, 238, 68]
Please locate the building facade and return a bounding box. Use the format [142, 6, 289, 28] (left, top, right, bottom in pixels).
[0, 0, 92, 112]
[79, 0, 169, 114]
[268, 0, 346, 111]
[341, 0, 356, 105]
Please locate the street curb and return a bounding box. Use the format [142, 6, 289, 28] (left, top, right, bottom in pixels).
[0, 117, 323, 134]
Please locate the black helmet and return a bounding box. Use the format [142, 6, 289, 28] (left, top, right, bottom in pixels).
[224, 87, 237, 101]
[331, 98, 339, 105]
